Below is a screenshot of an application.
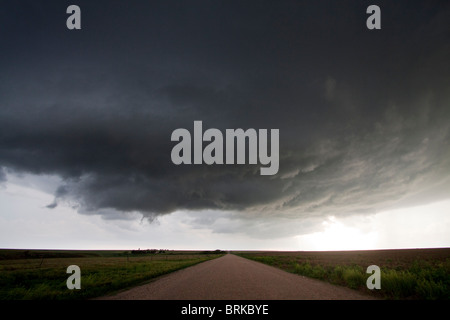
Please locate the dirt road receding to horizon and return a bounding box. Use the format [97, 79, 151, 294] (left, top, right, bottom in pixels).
[98, 254, 377, 300]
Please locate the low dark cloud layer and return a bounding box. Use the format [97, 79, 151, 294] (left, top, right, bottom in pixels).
[0, 167, 6, 184]
[0, 1, 449, 223]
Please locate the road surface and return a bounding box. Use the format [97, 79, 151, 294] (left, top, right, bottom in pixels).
[97, 254, 377, 300]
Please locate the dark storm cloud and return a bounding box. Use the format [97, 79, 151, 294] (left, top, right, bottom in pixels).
[0, 0, 449, 222]
[0, 167, 6, 184]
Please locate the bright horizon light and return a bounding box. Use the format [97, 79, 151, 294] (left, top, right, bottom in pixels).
[295, 216, 379, 251]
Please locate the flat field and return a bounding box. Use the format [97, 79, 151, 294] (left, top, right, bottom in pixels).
[0, 249, 224, 300]
[235, 248, 450, 299]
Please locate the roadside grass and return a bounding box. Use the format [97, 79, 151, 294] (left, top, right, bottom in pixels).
[236, 252, 450, 300]
[0, 250, 223, 300]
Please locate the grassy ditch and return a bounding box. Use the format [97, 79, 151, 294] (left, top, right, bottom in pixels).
[0, 249, 223, 300]
[236, 249, 450, 300]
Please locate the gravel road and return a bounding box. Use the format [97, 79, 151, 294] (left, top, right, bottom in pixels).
[97, 254, 377, 300]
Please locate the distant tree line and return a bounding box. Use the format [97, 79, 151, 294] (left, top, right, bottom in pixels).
[130, 249, 169, 254]
[201, 249, 226, 254]
[128, 249, 226, 255]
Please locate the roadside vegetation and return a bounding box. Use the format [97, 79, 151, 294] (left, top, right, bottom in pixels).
[0, 249, 224, 300]
[236, 249, 450, 300]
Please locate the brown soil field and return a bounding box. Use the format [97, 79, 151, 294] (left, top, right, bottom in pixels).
[236, 248, 450, 269]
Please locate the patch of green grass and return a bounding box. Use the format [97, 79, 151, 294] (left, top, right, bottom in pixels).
[0, 251, 223, 300]
[292, 262, 326, 279]
[237, 252, 450, 300]
[381, 269, 417, 299]
[342, 267, 365, 289]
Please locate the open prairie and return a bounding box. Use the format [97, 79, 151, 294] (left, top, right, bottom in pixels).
[98, 254, 376, 300]
[235, 248, 450, 299]
[1, 248, 449, 300]
[0, 249, 224, 300]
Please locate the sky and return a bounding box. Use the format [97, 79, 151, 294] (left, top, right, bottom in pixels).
[0, 0, 449, 251]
